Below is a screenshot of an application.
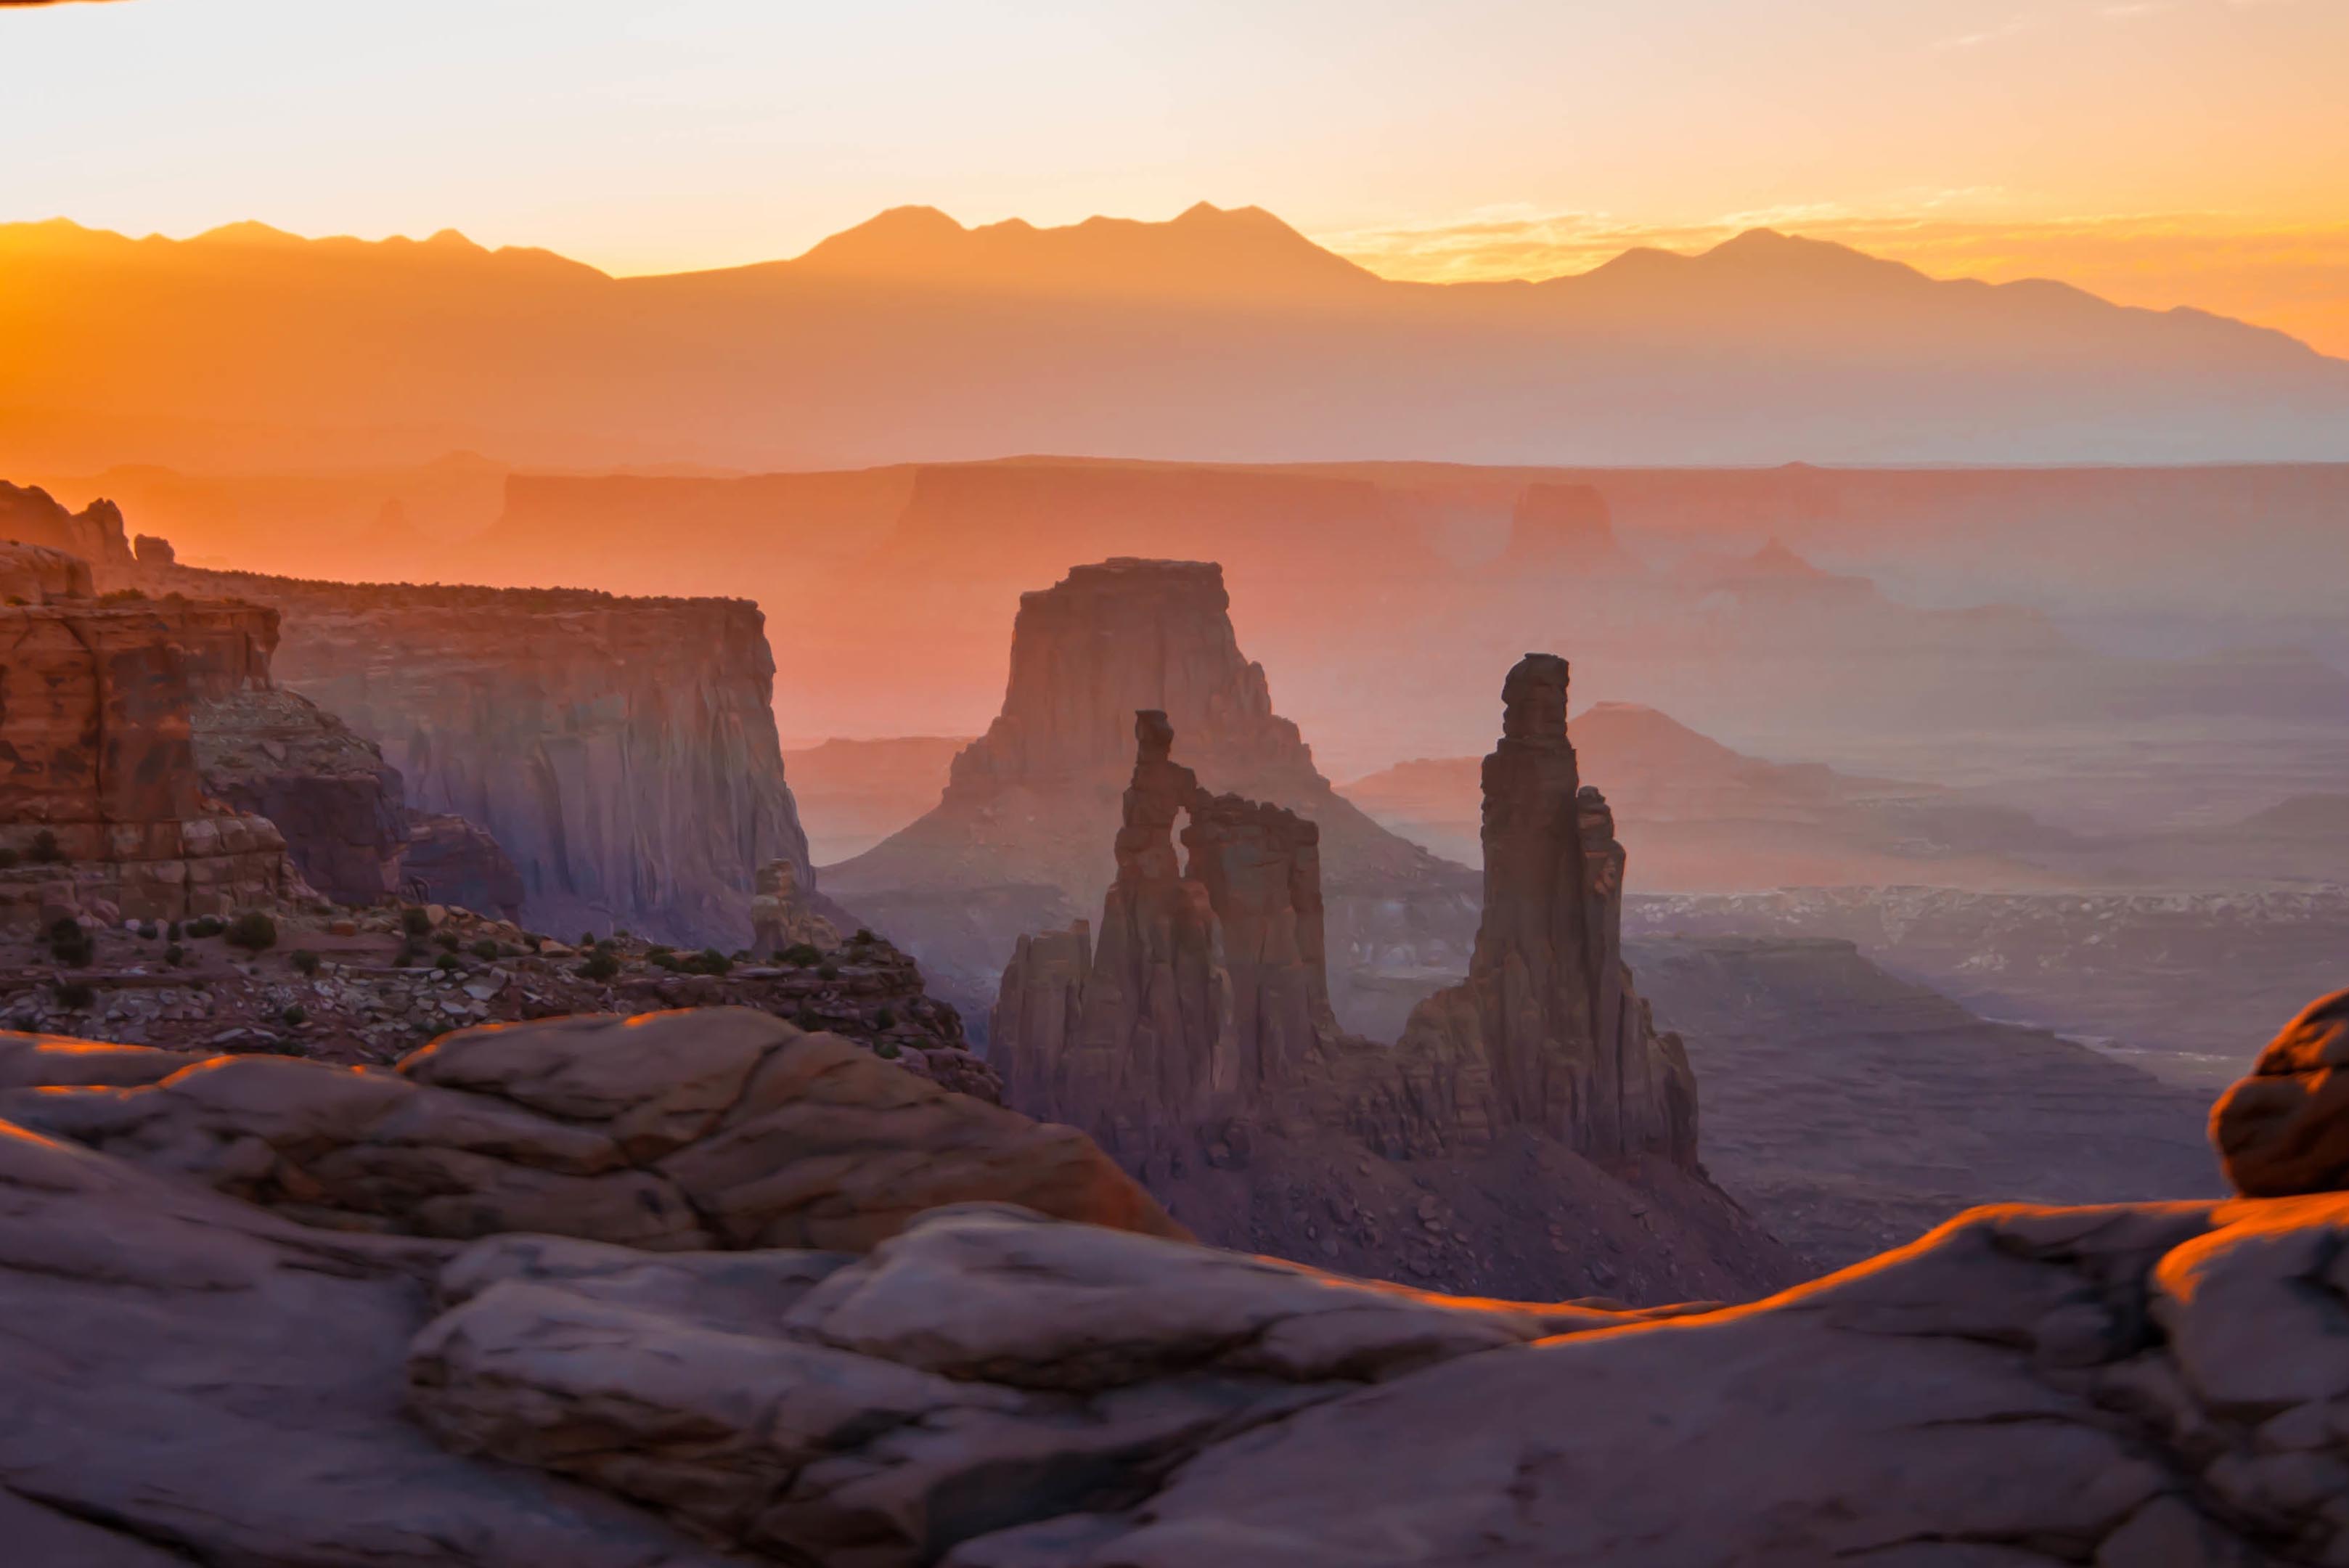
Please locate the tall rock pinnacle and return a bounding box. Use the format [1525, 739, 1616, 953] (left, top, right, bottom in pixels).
[1391, 653, 1696, 1166]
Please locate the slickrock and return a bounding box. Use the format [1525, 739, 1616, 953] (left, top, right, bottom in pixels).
[0, 589, 311, 924]
[3, 1005, 1180, 1251]
[827, 559, 1478, 1037]
[14, 995, 2349, 1566]
[1385, 654, 1699, 1168]
[134, 557, 812, 948]
[993, 695, 1792, 1304]
[2213, 988, 2349, 1197]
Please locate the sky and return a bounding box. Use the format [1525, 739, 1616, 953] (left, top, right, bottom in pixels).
[7, 0, 2349, 351]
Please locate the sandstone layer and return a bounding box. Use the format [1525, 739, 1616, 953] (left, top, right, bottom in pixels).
[0, 479, 137, 582]
[827, 558, 1478, 1037]
[192, 685, 414, 906]
[7, 992, 2349, 1564]
[137, 560, 813, 947]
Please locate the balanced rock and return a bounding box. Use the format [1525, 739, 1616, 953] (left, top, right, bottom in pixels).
[2212, 987, 2349, 1196]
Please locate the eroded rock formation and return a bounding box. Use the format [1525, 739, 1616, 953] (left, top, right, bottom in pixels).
[0, 592, 309, 924]
[192, 686, 412, 907]
[749, 857, 841, 956]
[403, 810, 526, 919]
[0, 481, 137, 583]
[136, 560, 812, 947]
[1384, 654, 1698, 1168]
[992, 698, 1781, 1303]
[828, 558, 1477, 1036]
[0, 539, 94, 603]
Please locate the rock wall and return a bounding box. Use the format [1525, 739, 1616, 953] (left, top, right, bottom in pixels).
[138, 563, 812, 947]
[192, 687, 412, 907]
[0, 540, 94, 603]
[0, 593, 306, 923]
[829, 558, 1477, 1036]
[401, 810, 525, 920]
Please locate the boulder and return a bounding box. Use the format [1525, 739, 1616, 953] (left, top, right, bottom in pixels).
[2212, 987, 2349, 1196]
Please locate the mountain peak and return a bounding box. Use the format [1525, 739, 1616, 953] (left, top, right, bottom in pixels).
[783, 200, 1380, 300]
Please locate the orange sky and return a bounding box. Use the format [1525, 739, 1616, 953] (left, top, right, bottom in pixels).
[6, 0, 2348, 354]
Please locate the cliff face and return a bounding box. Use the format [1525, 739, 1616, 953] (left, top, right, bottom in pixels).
[828, 558, 1477, 1035]
[990, 696, 1785, 1303]
[140, 563, 811, 947]
[0, 593, 306, 924]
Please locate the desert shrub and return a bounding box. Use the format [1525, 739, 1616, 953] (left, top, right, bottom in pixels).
[48, 916, 82, 945]
[225, 911, 277, 952]
[51, 980, 95, 1010]
[186, 915, 224, 939]
[280, 1004, 307, 1026]
[50, 934, 93, 968]
[136, 921, 158, 941]
[0, 848, 17, 870]
[471, 938, 499, 960]
[433, 930, 461, 952]
[780, 943, 821, 967]
[99, 588, 147, 603]
[166, 920, 182, 940]
[290, 949, 322, 976]
[393, 943, 423, 968]
[401, 906, 432, 936]
[579, 950, 621, 982]
[854, 928, 878, 945]
[644, 943, 673, 958]
[163, 943, 184, 966]
[817, 963, 838, 982]
[434, 953, 461, 973]
[793, 1008, 823, 1031]
[579, 931, 595, 948]
[875, 1007, 895, 1030]
[30, 830, 61, 865]
[875, 1040, 900, 1059]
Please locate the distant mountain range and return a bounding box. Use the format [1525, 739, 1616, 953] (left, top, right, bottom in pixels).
[5, 203, 2346, 473]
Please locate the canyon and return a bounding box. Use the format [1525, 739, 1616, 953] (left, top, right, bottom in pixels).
[824, 558, 1479, 1042]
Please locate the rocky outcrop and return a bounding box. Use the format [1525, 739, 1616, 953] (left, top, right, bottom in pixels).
[10, 1034, 2349, 1566]
[0, 592, 309, 924]
[403, 809, 525, 919]
[192, 686, 412, 906]
[0, 480, 136, 583]
[0, 539, 94, 603]
[749, 857, 841, 956]
[6, 1007, 1180, 1252]
[992, 701, 1792, 1304]
[828, 559, 1477, 1037]
[136, 560, 812, 947]
[1386, 654, 1698, 1168]
[2212, 988, 2349, 1197]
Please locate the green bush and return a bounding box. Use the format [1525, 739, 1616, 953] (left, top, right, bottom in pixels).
[434, 953, 461, 973]
[47, 917, 82, 945]
[780, 943, 822, 967]
[579, 931, 595, 949]
[29, 830, 61, 865]
[290, 949, 322, 976]
[0, 848, 18, 870]
[471, 938, 499, 960]
[224, 911, 277, 952]
[817, 963, 838, 982]
[645, 943, 672, 958]
[393, 944, 422, 968]
[280, 1004, 307, 1026]
[433, 930, 461, 952]
[163, 943, 184, 966]
[875, 1007, 895, 1030]
[52, 980, 95, 1010]
[401, 906, 432, 936]
[793, 1008, 823, 1031]
[854, 928, 878, 945]
[875, 1040, 900, 1060]
[186, 915, 224, 939]
[579, 950, 621, 982]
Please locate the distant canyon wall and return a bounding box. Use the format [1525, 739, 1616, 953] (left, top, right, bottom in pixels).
[137, 563, 809, 947]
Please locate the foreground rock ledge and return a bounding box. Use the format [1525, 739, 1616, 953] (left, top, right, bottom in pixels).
[0, 1006, 1181, 1251]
